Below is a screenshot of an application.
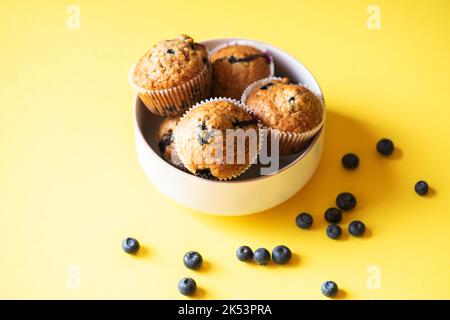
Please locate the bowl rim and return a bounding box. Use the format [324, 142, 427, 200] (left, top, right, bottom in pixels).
[133, 37, 325, 185]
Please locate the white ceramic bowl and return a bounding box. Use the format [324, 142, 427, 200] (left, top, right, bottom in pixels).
[133, 38, 325, 215]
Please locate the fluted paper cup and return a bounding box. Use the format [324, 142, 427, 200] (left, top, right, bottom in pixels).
[241, 76, 325, 155]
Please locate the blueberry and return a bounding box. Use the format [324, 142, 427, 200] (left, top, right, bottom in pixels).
[158, 132, 173, 153]
[321, 281, 338, 297]
[272, 245, 292, 265]
[236, 246, 253, 262]
[296, 212, 313, 229]
[228, 56, 237, 64]
[122, 237, 140, 254]
[288, 96, 296, 105]
[341, 153, 359, 169]
[195, 121, 213, 145]
[194, 168, 217, 180]
[178, 277, 197, 296]
[254, 248, 270, 265]
[415, 180, 429, 196]
[326, 225, 342, 239]
[324, 207, 342, 223]
[336, 192, 357, 211]
[166, 48, 175, 54]
[376, 138, 394, 156]
[183, 251, 203, 270]
[231, 118, 258, 128]
[260, 83, 274, 90]
[348, 220, 366, 236]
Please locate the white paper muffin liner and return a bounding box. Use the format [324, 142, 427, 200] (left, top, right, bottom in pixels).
[241, 76, 326, 155]
[129, 62, 212, 116]
[174, 97, 262, 181]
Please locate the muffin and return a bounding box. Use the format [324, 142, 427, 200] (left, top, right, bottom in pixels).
[174, 98, 259, 180]
[130, 34, 212, 116]
[242, 77, 325, 155]
[210, 43, 274, 100]
[157, 116, 184, 169]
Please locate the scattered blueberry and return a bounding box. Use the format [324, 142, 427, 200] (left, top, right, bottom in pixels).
[376, 138, 394, 156]
[324, 207, 342, 223]
[254, 248, 270, 265]
[336, 192, 357, 211]
[348, 220, 366, 236]
[271, 245, 292, 265]
[183, 251, 203, 270]
[122, 237, 140, 254]
[341, 153, 359, 169]
[415, 180, 429, 196]
[321, 281, 338, 297]
[296, 212, 313, 229]
[178, 277, 197, 296]
[236, 246, 253, 262]
[326, 225, 342, 239]
[166, 48, 175, 54]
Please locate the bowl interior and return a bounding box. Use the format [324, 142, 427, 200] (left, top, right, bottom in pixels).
[135, 38, 324, 182]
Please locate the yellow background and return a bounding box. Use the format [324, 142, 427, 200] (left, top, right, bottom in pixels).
[0, 0, 449, 299]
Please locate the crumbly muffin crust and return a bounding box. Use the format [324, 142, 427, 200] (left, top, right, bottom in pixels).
[157, 116, 184, 169]
[211, 45, 271, 99]
[133, 35, 209, 90]
[175, 100, 258, 180]
[245, 78, 323, 133]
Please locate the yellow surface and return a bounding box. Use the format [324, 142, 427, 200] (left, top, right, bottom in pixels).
[0, 0, 449, 299]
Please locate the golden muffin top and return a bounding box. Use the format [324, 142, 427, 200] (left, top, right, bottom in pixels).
[211, 45, 272, 99]
[245, 78, 323, 133]
[174, 100, 259, 180]
[133, 35, 209, 90]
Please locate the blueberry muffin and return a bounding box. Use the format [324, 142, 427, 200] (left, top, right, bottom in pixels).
[130, 34, 212, 116]
[210, 44, 273, 100]
[157, 116, 184, 169]
[174, 99, 259, 180]
[243, 77, 324, 155]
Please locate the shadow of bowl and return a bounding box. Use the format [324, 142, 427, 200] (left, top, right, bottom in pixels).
[188, 109, 397, 243]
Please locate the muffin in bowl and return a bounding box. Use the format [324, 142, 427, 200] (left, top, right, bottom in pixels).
[210, 43, 274, 99]
[242, 77, 325, 155]
[174, 98, 259, 180]
[130, 34, 212, 116]
[156, 115, 184, 170]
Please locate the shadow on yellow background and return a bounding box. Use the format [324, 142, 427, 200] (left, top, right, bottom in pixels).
[190, 109, 399, 230]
